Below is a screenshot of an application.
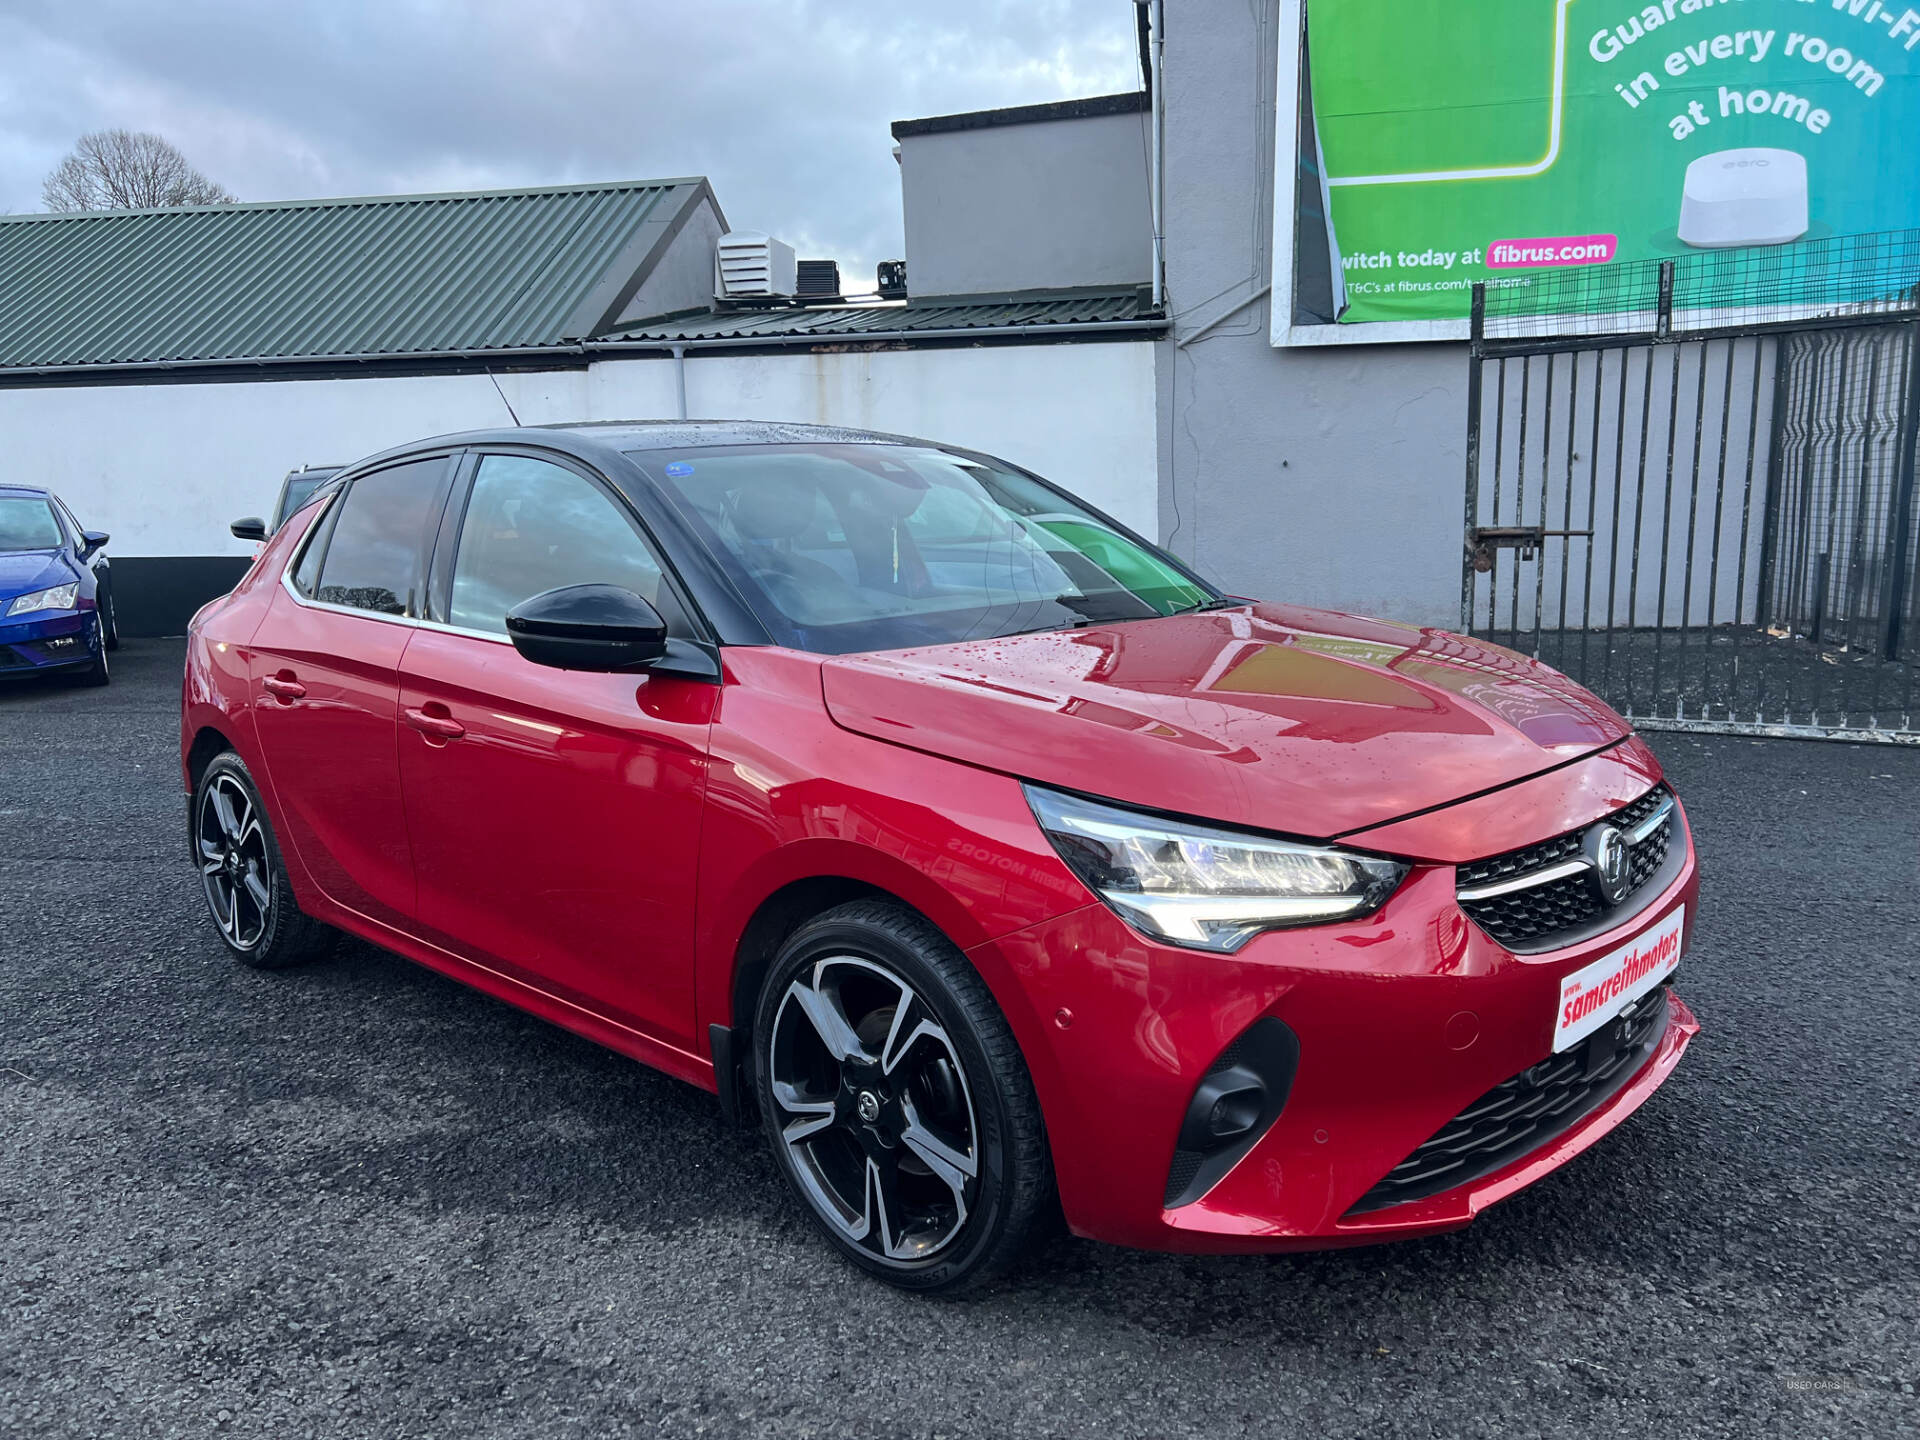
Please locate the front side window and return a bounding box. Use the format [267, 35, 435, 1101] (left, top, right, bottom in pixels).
[309, 459, 446, 616]
[633, 444, 1215, 655]
[0, 498, 63, 552]
[447, 455, 670, 637]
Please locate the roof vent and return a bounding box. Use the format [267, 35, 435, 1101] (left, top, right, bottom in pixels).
[796, 259, 842, 302]
[715, 231, 797, 303]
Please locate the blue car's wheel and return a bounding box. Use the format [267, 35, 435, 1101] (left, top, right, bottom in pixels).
[75, 612, 110, 687]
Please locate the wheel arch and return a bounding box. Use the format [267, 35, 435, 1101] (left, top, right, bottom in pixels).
[185, 725, 235, 792]
[711, 855, 1067, 1166]
[727, 875, 897, 1043]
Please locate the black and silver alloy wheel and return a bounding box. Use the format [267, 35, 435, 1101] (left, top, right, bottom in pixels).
[752, 900, 1053, 1292]
[197, 772, 273, 951]
[768, 955, 980, 1262]
[190, 752, 333, 969]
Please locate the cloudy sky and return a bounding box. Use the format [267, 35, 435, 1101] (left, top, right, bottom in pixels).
[0, 0, 1138, 287]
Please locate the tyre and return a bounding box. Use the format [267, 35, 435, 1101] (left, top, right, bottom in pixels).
[192, 752, 333, 969]
[75, 612, 110, 687]
[100, 585, 119, 650]
[752, 899, 1052, 1293]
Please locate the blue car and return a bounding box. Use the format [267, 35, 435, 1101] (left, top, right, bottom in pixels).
[0, 484, 116, 686]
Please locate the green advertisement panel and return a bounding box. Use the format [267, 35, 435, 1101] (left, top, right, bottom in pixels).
[1303, 0, 1920, 325]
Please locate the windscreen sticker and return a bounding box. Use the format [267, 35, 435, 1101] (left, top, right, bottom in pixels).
[664, 461, 694, 477]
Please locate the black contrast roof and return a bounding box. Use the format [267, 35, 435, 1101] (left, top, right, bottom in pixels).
[536, 420, 926, 451]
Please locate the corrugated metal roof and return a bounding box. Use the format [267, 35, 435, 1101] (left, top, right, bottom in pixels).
[0, 180, 706, 371]
[613, 289, 1161, 343]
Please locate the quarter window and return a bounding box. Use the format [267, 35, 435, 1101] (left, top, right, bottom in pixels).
[447, 455, 671, 638]
[310, 459, 446, 617]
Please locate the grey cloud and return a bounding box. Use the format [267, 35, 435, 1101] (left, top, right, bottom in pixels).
[0, 0, 1137, 284]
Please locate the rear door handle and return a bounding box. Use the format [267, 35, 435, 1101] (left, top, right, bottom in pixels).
[262, 675, 306, 703]
[403, 705, 466, 741]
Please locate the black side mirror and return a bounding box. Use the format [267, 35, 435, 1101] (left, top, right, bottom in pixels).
[505, 584, 669, 672]
[80, 529, 110, 557]
[230, 517, 269, 542]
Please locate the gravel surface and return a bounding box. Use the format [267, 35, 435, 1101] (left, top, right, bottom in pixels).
[2, 640, 1916, 1439]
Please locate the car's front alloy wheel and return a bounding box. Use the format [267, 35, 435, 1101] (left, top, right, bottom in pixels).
[753, 900, 1052, 1292]
[770, 954, 980, 1261]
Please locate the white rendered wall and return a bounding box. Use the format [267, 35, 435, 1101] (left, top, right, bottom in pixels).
[597, 342, 1159, 535]
[0, 340, 1156, 561]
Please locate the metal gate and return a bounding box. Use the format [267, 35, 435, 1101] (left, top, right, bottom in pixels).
[1463, 235, 1920, 743]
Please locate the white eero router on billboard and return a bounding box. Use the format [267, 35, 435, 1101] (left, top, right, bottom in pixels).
[1677, 149, 1809, 248]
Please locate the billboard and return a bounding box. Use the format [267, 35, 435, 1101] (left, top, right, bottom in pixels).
[1274, 0, 1920, 343]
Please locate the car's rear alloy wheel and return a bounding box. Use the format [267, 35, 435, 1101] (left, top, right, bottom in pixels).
[753, 901, 1052, 1292]
[198, 772, 272, 951]
[192, 753, 333, 969]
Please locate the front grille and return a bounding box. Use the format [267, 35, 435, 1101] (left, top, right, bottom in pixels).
[1347, 986, 1671, 1215]
[1456, 831, 1583, 893]
[1458, 784, 1674, 949]
[0, 644, 27, 670]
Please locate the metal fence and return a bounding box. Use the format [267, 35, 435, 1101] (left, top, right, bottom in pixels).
[1463, 232, 1920, 743]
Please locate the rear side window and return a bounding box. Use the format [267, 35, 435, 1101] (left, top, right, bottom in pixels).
[309, 459, 447, 617]
[289, 496, 338, 597]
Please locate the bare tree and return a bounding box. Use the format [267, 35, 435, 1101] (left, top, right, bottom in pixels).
[42, 130, 234, 212]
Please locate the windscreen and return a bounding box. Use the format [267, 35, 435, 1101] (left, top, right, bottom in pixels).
[0, 498, 62, 551]
[633, 444, 1215, 655]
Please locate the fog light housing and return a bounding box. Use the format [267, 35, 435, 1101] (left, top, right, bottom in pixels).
[1165, 1017, 1301, 1209]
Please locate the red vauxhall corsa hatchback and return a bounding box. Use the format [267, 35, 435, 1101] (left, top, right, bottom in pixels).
[181, 422, 1699, 1291]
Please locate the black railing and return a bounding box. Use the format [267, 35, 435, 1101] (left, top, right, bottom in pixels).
[1463, 232, 1920, 741]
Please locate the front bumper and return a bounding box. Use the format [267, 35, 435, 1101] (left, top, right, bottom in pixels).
[0, 609, 97, 673]
[971, 802, 1700, 1253]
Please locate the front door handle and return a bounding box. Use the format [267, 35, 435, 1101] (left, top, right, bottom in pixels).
[403, 705, 466, 742]
[262, 675, 306, 703]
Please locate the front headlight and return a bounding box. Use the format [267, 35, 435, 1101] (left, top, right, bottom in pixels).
[1024, 785, 1409, 953]
[6, 583, 79, 616]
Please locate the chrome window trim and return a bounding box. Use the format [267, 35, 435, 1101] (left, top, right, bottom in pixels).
[278, 565, 513, 646]
[277, 459, 515, 647]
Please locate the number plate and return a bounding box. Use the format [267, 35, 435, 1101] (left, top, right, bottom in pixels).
[1553, 905, 1685, 1053]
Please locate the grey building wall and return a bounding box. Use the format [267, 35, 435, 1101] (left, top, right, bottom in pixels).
[1157, 0, 1469, 629]
[896, 100, 1151, 299]
[613, 194, 728, 327]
